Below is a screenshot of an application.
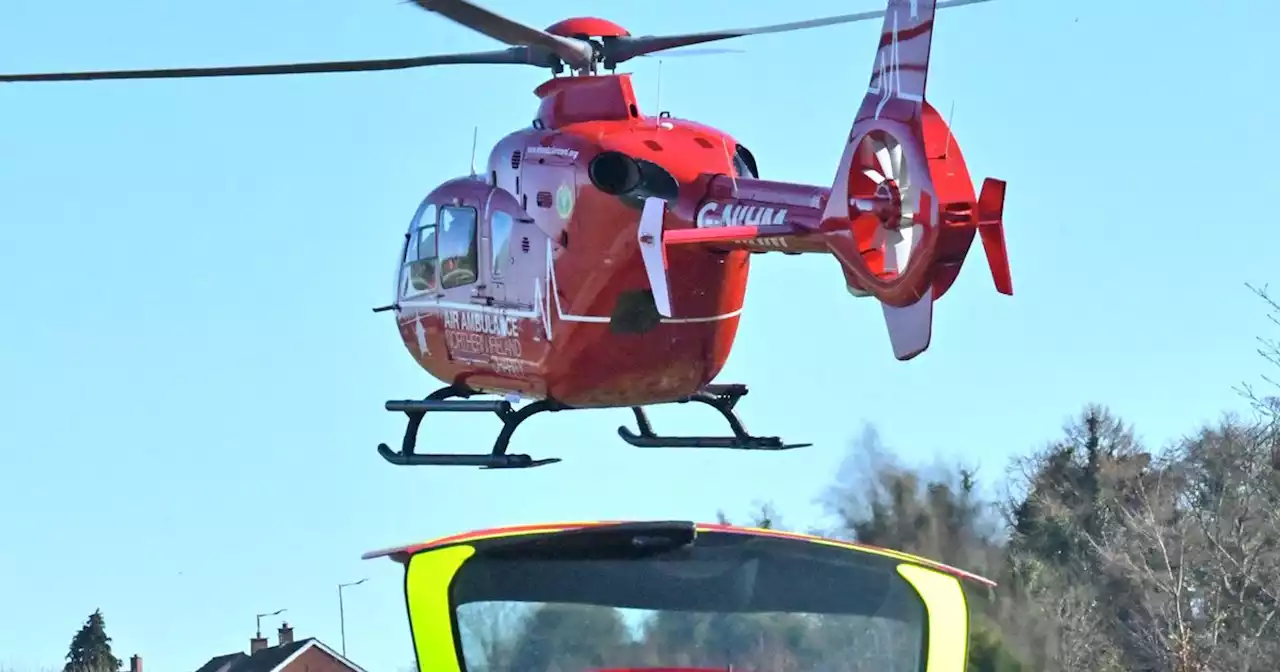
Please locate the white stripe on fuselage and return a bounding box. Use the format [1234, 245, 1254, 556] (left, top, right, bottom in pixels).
[398, 238, 741, 341]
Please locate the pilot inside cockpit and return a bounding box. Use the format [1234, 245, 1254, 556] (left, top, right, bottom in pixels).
[409, 225, 438, 292]
[437, 206, 479, 289]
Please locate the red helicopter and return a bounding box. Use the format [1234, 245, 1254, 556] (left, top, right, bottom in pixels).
[3, 0, 1012, 470]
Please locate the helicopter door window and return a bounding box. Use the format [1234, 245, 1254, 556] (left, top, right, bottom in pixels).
[438, 206, 479, 289]
[490, 211, 514, 278]
[402, 202, 438, 297]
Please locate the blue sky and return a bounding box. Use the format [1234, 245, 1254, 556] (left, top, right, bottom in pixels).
[2, 0, 1277, 671]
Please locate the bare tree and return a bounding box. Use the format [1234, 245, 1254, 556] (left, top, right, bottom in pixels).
[1004, 406, 1158, 671]
[1239, 283, 1280, 421]
[1084, 452, 1199, 671]
[1177, 417, 1280, 670]
[820, 424, 1003, 571]
[1048, 415, 1280, 672]
[456, 601, 529, 672]
[716, 500, 785, 530]
[1001, 560, 1123, 672]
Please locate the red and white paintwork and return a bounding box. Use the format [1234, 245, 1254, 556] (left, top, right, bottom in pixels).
[393, 0, 1011, 409]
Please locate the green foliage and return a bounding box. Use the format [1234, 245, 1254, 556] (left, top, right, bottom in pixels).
[506, 604, 631, 672]
[967, 620, 1029, 672]
[62, 610, 121, 672]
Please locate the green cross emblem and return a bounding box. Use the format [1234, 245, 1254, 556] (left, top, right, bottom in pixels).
[555, 184, 574, 219]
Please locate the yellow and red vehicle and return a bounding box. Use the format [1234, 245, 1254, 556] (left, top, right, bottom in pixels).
[364, 520, 996, 672]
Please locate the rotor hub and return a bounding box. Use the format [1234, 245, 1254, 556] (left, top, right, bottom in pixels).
[543, 17, 630, 39]
[871, 179, 904, 228]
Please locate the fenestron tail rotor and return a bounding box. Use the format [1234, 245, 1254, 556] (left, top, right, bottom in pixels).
[1, 0, 994, 83]
[850, 131, 925, 280]
[871, 134, 921, 276]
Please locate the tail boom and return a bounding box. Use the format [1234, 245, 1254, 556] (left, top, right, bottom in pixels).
[673, 175, 830, 254]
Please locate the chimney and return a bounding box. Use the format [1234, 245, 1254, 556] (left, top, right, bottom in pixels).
[250, 635, 269, 654]
[129, 655, 142, 672]
[277, 622, 294, 646]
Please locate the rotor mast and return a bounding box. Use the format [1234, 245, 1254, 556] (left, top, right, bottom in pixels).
[543, 17, 632, 77]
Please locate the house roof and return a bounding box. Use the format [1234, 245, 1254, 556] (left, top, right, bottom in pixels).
[193, 638, 369, 672]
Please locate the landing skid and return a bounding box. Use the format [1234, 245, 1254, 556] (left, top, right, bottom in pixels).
[376, 383, 809, 469]
[376, 384, 566, 469]
[619, 384, 812, 450]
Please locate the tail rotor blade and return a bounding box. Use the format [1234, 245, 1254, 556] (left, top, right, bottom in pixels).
[886, 223, 921, 273]
[873, 139, 895, 181]
[889, 142, 904, 183]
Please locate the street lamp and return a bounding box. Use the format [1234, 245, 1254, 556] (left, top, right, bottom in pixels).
[255, 609, 287, 639]
[337, 579, 368, 657]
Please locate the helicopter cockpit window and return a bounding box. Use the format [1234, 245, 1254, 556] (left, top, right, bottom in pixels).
[490, 210, 514, 278]
[403, 202, 438, 296]
[439, 206, 479, 289]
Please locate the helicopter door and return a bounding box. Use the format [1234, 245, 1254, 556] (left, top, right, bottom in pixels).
[485, 209, 516, 306]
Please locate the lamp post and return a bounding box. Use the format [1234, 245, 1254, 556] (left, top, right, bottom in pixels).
[255, 609, 287, 639]
[337, 579, 368, 657]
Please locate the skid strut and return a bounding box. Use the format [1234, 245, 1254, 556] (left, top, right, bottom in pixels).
[376, 384, 566, 468]
[377, 383, 810, 469]
[619, 383, 811, 450]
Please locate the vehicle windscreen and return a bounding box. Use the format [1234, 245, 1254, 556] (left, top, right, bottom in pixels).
[449, 532, 927, 672]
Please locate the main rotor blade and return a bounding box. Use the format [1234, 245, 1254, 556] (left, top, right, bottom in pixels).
[605, 0, 994, 65]
[0, 47, 539, 82]
[408, 0, 592, 69]
[0, 47, 542, 82]
[638, 47, 746, 58]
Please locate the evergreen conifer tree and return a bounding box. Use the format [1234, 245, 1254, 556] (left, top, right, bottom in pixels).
[63, 609, 122, 672]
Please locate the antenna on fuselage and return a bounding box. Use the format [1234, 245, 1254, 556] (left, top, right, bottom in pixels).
[654, 59, 663, 119]
[942, 101, 956, 160]
[469, 126, 479, 177]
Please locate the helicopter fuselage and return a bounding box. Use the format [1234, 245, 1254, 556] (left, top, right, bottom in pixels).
[370, 1, 1013, 466]
[391, 73, 829, 407]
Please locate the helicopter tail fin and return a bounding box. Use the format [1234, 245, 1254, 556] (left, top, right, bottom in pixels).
[816, 0, 942, 361]
[814, 0, 1008, 361]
